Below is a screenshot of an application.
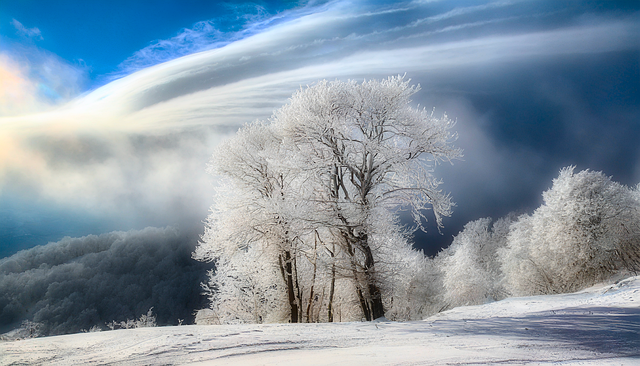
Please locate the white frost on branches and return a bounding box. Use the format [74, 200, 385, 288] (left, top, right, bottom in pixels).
[194, 76, 461, 323]
[437, 216, 513, 308]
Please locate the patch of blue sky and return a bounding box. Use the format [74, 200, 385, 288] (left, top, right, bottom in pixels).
[36, 83, 61, 101]
[108, 1, 336, 83]
[0, 194, 121, 259]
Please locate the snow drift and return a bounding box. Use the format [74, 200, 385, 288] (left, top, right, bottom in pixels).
[2, 275, 638, 365]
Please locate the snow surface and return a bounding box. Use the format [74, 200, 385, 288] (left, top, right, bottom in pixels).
[1, 276, 639, 365]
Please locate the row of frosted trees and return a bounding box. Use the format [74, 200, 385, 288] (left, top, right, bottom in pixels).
[437, 167, 640, 310]
[193, 76, 461, 323]
[194, 76, 640, 324]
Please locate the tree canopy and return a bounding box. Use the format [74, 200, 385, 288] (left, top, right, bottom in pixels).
[194, 76, 461, 323]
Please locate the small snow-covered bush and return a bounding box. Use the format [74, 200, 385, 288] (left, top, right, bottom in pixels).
[194, 308, 218, 325]
[106, 308, 157, 330]
[81, 325, 102, 333]
[0, 320, 44, 340]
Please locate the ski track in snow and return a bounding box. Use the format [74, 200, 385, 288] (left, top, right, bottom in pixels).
[1, 276, 639, 365]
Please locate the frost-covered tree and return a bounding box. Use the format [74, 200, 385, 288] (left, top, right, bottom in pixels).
[436, 217, 512, 308]
[379, 227, 445, 320]
[195, 76, 460, 323]
[193, 123, 303, 323]
[199, 246, 288, 324]
[274, 76, 461, 320]
[617, 183, 640, 273]
[500, 167, 640, 296]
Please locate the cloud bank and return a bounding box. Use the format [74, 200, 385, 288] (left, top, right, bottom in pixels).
[0, 227, 212, 336]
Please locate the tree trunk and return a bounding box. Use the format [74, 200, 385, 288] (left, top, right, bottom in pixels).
[293, 252, 302, 321]
[279, 251, 299, 323]
[359, 233, 385, 320]
[327, 241, 336, 322]
[306, 236, 318, 322]
[328, 262, 336, 322]
[331, 164, 384, 320]
[343, 232, 373, 321]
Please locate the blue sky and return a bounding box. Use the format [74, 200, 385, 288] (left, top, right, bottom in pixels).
[0, 0, 304, 85]
[1, 0, 639, 258]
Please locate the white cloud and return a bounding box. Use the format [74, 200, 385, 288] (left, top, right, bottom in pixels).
[115, 20, 227, 78]
[11, 19, 43, 40]
[413, 0, 517, 24]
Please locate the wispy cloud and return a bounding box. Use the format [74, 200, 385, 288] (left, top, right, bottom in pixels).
[114, 20, 228, 78]
[111, 1, 327, 80]
[413, 0, 516, 25]
[10, 19, 43, 41]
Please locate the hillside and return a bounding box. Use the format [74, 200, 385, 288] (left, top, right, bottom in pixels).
[1, 275, 639, 365]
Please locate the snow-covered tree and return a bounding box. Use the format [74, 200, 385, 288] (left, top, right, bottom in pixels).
[195, 76, 460, 323]
[193, 123, 303, 323]
[379, 228, 444, 320]
[500, 167, 640, 296]
[615, 183, 640, 273]
[199, 246, 288, 324]
[274, 76, 461, 320]
[436, 217, 512, 308]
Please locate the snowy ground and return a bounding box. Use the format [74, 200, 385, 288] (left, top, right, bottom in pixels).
[1, 276, 639, 366]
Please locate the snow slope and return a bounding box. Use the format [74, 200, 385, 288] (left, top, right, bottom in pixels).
[1, 276, 639, 365]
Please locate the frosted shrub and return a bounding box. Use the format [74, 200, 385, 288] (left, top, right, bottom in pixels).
[0, 320, 44, 340]
[500, 167, 640, 296]
[135, 307, 157, 328]
[202, 248, 288, 324]
[18, 320, 43, 339]
[194, 309, 218, 325]
[437, 216, 512, 308]
[81, 325, 102, 333]
[106, 308, 157, 330]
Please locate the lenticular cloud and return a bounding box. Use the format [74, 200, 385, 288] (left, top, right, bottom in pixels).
[0, 227, 211, 336]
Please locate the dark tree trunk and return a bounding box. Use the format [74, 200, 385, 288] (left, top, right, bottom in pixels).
[279, 250, 299, 323]
[359, 233, 385, 320]
[306, 237, 318, 322]
[327, 262, 336, 322]
[330, 164, 385, 321]
[344, 232, 378, 321]
[293, 253, 302, 321]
